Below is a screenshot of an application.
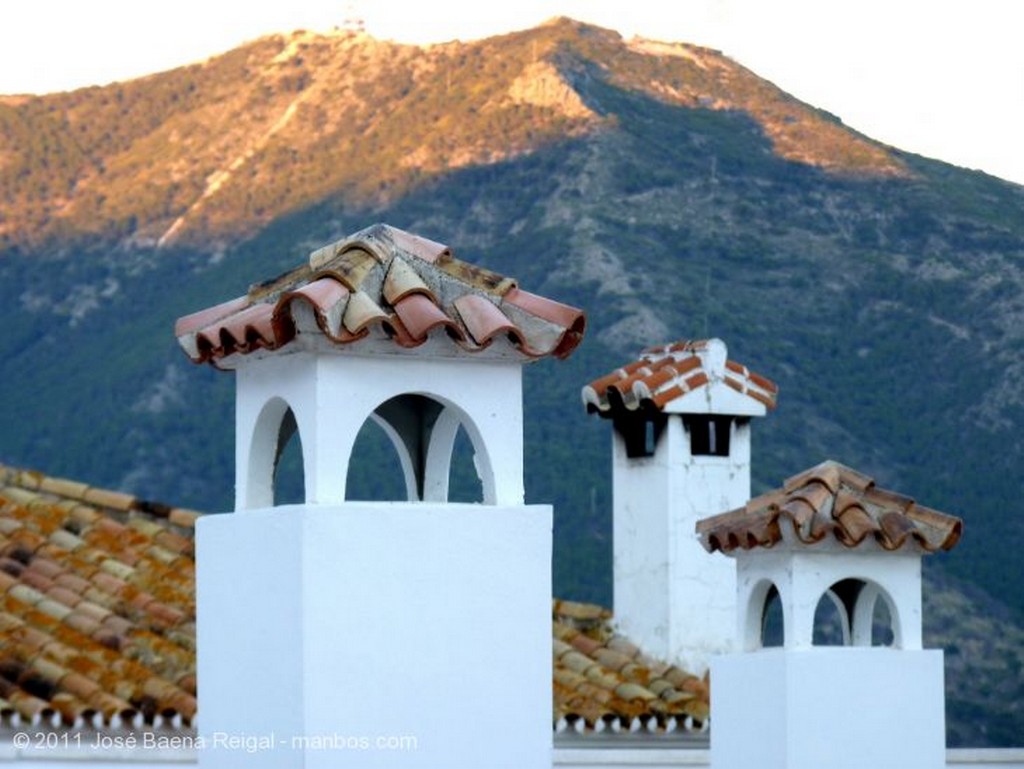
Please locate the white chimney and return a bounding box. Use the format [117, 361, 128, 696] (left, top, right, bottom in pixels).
[176, 224, 585, 768]
[583, 338, 776, 672]
[699, 460, 962, 769]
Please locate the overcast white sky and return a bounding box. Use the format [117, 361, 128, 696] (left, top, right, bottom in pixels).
[1, 0, 1022, 185]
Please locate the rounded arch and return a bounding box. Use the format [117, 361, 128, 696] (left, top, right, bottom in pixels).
[365, 412, 420, 501]
[350, 392, 496, 504]
[244, 395, 307, 509]
[813, 578, 902, 648]
[851, 580, 902, 648]
[812, 587, 850, 646]
[743, 579, 785, 650]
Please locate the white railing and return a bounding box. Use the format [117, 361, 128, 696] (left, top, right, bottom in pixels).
[553, 741, 1024, 769]
[2, 735, 1022, 767]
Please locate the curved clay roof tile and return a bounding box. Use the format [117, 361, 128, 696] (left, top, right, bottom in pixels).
[697, 460, 963, 556]
[453, 294, 518, 348]
[584, 338, 775, 415]
[833, 505, 876, 546]
[276, 278, 351, 339]
[393, 293, 460, 342]
[342, 290, 390, 336]
[173, 295, 249, 341]
[175, 224, 583, 365]
[382, 257, 436, 305]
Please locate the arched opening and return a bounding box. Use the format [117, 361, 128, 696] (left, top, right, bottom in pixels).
[761, 584, 784, 648]
[871, 597, 895, 646]
[274, 408, 305, 505]
[742, 579, 783, 650]
[447, 424, 484, 503]
[344, 419, 408, 501]
[850, 580, 901, 648]
[814, 579, 900, 647]
[812, 589, 850, 646]
[244, 397, 306, 509]
[345, 394, 492, 503]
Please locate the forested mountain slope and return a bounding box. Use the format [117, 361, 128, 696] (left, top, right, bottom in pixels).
[2, 18, 1023, 744]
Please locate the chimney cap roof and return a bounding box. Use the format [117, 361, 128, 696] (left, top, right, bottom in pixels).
[582, 338, 777, 417]
[696, 460, 963, 556]
[175, 223, 586, 367]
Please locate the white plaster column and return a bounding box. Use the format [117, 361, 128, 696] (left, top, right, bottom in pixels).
[186, 222, 581, 769]
[734, 548, 924, 651]
[713, 543, 943, 769]
[233, 352, 525, 509]
[197, 502, 552, 769]
[712, 648, 946, 769]
[612, 413, 755, 672]
[612, 424, 672, 663]
[235, 353, 319, 511]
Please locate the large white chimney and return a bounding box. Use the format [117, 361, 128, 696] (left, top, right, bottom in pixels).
[583, 338, 776, 673]
[175, 223, 585, 768]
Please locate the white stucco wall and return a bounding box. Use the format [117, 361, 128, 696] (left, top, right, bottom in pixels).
[233, 351, 525, 509]
[712, 648, 946, 769]
[196, 502, 552, 769]
[613, 416, 752, 672]
[734, 547, 924, 651]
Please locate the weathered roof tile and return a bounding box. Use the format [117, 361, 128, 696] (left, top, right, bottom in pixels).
[697, 460, 963, 555]
[0, 464, 197, 729]
[5, 464, 706, 738]
[552, 600, 708, 735]
[584, 338, 776, 416]
[176, 223, 585, 367]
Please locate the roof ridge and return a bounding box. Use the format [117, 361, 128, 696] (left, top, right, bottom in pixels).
[0, 463, 201, 529]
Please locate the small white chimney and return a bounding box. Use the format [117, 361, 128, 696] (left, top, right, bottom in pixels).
[583, 338, 776, 672]
[699, 460, 962, 769]
[176, 224, 585, 768]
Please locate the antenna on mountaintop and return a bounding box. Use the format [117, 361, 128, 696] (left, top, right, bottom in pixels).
[341, 0, 365, 33]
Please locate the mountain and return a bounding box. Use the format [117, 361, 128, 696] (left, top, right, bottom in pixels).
[1, 18, 1023, 745]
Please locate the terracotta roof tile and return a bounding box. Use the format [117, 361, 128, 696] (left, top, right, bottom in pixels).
[453, 293, 520, 347]
[176, 223, 585, 367]
[583, 338, 777, 416]
[552, 600, 708, 736]
[697, 460, 963, 555]
[0, 464, 197, 729]
[5, 466, 706, 739]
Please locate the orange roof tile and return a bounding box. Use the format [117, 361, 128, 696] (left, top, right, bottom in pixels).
[175, 223, 586, 367]
[582, 339, 777, 416]
[1, 466, 705, 739]
[0, 464, 197, 729]
[552, 600, 708, 736]
[697, 460, 963, 555]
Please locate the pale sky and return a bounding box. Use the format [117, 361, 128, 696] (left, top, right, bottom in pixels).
[1, 1, 1022, 185]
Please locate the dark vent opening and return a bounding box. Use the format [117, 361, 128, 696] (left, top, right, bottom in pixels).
[615, 414, 667, 459]
[684, 415, 732, 457]
[761, 585, 784, 648]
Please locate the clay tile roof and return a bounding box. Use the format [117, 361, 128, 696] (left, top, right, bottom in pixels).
[552, 600, 708, 737]
[696, 460, 963, 555]
[0, 464, 197, 730]
[582, 338, 777, 416]
[2, 463, 707, 739]
[175, 223, 585, 367]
